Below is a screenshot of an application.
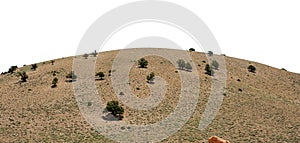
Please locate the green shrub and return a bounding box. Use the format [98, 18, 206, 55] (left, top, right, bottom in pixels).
[185, 62, 192, 71]
[87, 102, 92, 107]
[66, 71, 77, 82]
[138, 58, 148, 68]
[8, 66, 18, 74]
[211, 60, 219, 70]
[208, 51, 213, 56]
[83, 53, 89, 59]
[176, 59, 185, 70]
[91, 50, 97, 57]
[205, 64, 214, 76]
[248, 65, 256, 73]
[106, 101, 124, 119]
[17, 71, 28, 82]
[31, 64, 38, 71]
[96, 72, 105, 80]
[146, 72, 155, 83]
[189, 48, 195, 52]
[51, 77, 58, 88]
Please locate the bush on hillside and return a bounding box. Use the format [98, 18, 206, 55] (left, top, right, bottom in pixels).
[106, 101, 124, 120]
[31, 64, 38, 71]
[8, 66, 18, 74]
[189, 48, 195, 52]
[17, 71, 28, 82]
[208, 51, 213, 56]
[248, 65, 256, 73]
[185, 62, 192, 71]
[146, 72, 155, 83]
[138, 58, 148, 68]
[205, 64, 214, 76]
[51, 77, 58, 88]
[176, 59, 185, 70]
[211, 60, 219, 70]
[65, 71, 77, 82]
[96, 72, 105, 80]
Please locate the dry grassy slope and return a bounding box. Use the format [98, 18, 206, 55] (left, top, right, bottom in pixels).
[0, 49, 299, 143]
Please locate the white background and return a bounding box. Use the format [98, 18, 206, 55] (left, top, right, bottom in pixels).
[0, 0, 299, 73]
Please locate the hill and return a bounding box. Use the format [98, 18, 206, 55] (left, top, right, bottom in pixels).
[0, 48, 299, 142]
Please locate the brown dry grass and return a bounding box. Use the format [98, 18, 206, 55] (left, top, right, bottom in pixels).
[0, 48, 299, 142]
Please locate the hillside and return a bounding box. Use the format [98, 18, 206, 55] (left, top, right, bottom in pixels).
[0, 48, 299, 142]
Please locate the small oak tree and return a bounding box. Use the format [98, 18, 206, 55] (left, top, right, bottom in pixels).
[177, 59, 185, 70]
[189, 48, 195, 52]
[248, 65, 256, 73]
[31, 64, 38, 71]
[138, 58, 148, 68]
[208, 51, 213, 56]
[96, 72, 105, 80]
[83, 53, 89, 59]
[211, 60, 219, 70]
[185, 62, 192, 71]
[51, 77, 58, 88]
[146, 72, 155, 83]
[18, 71, 28, 82]
[205, 64, 214, 76]
[106, 101, 124, 120]
[66, 71, 77, 82]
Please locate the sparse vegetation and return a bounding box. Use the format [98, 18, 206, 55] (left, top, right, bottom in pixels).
[248, 65, 256, 73]
[31, 64, 38, 71]
[51, 77, 58, 88]
[51, 60, 55, 65]
[138, 58, 148, 68]
[106, 101, 124, 120]
[189, 48, 195, 52]
[146, 72, 155, 83]
[0, 49, 299, 143]
[96, 72, 105, 80]
[177, 59, 185, 70]
[17, 71, 28, 82]
[211, 60, 219, 70]
[205, 64, 214, 76]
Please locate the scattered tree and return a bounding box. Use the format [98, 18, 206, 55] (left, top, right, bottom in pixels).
[106, 101, 124, 120]
[51, 60, 55, 65]
[211, 60, 219, 70]
[189, 48, 195, 52]
[176, 59, 185, 70]
[51, 77, 58, 88]
[8, 66, 18, 74]
[146, 72, 155, 83]
[138, 58, 148, 68]
[31, 64, 38, 71]
[208, 51, 213, 56]
[96, 72, 105, 80]
[248, 65, 256, 73]
[83, 53, 89, 59]
[18, 71, 28, 82]
[185, 62, 192, 71]
[205, 64, 214, 76]
[66, 71, 77, 82]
